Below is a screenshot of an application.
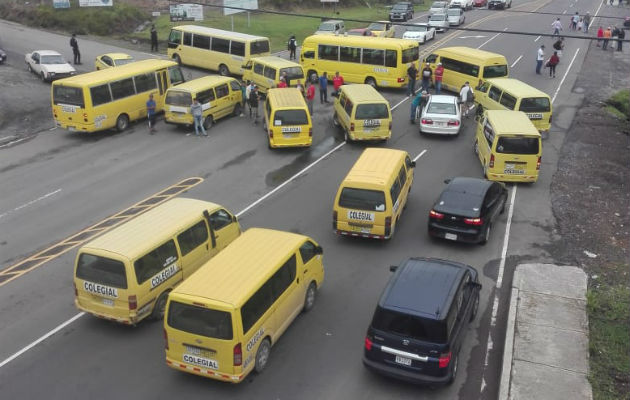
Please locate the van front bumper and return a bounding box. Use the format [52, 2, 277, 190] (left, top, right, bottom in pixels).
[363, 356, 452, 386]
[166, 357, 244, 383]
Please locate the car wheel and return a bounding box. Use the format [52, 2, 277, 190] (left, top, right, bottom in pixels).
[254, 339, 271, 373]
[474, 140, 479, 155]
[303, 282, 317, 312]
[40, 72, 47, 82]
[218, 64, 230, 76]
[27, 64, 33, 73]
[151, 291, 169, 320]
[365, 77, 376, 88]
[116, 114, 129, 132]
[480, 223, 491, 244]
[173, 54, 181, 65]
[232, 103, 241, 117]
[469, 293, 480, 322]
[448, 352, 459, 384]
[203, 115, 213, 130]
[500, 194, 508, 214]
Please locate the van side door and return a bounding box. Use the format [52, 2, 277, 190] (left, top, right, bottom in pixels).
[207, 208, 241, 252]
[479, 117, 494, 166]
[396, 164, 410, 212]
[214, 83, 231, 118]
[270, 254, 303, 338]
[176, 219, 212, 279]
[252, 61, 265, 89]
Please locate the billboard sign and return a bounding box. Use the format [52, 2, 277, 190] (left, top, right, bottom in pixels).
[170, 4, 204, 22]
[223, 0, 259, 16]
[53, 0, 71, 8]
[79, 0, 113, 6]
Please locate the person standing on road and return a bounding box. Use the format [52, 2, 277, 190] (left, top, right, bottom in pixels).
[332, 71, 344, 96]
[146, 93, 157, 134]
[277, 77, 288, 88]
[617, 26, 625, 51]
[570, 12, 579, 30]
[551, 18, 563, 36]
[246, 81, 254, 115]
[281, 70, 290, 87]
[249, 85, 260, 122]
[296, 80, 305, 98]
[240, 80, 247, 116]
[190, 98, 208, 137]
[459, 82, 475, 118]
[306, 80, 315, 116]
[406, 62, 418, 96]
[611, 26, 620, 50]
[536, 45, 545, 74]
[553, 37, 565, 58]
[319, 72, 328, 104]
[150, 24, 158, 52]
[434, 62, 444, 94]
[602, 27, 612, 50]
[410, 90, 430, 124]
[597, 26, 604, 46]
[421, 63, 432, 92]
[583, 12, 591, 34]
[70, 34, 81, 65]
[288, 35, 297, 60]
[548, 51, 560, 78]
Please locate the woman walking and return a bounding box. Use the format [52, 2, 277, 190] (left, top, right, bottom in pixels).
[548, 51, 560, 78]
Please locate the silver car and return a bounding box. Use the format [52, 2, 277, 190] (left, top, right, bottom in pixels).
[419, 95, 462, 135]
[428, 13, 450, 32]
[447, 8, 466, 26]
[429, 1, 449, 15]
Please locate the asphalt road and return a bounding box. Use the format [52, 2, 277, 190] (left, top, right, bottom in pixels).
[0, 0, 606, 398]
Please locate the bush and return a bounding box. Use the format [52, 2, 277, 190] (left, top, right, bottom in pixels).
[606, 90, 630, 120]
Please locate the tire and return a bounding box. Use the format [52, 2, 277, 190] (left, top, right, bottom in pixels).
[303, 282, 317, 312]
[332, 112, 340, 128]
[233, 103, 242, 117]
[116, 114, 129, 132]
[218, 64, 230, 76]
[474, 140, 479, 155]
[480, 223, 491, 244]
[27, 64, 33, 73]
[254, 339, 271, 373]
[203, 115, 213, 130]
[151, 291, 169, 320]
[447, 352, 459, 384]
[500, 194, 508, 214]
[365, 77, 376, 88]
[40, 72, 47, 82]
[469, 293, 480, 322]
[173, 54, 181, 65]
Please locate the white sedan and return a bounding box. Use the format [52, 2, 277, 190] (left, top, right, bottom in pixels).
[419, 95, 462, 135]
[402, 23, 437, 44]
[428, 13, 450, 32]
[25, 50, 76, 82]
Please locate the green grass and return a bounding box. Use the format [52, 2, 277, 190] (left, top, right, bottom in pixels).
[587, 284, 630, 400]
[606, 90, 630, 119]
[135, 4, 429, 53]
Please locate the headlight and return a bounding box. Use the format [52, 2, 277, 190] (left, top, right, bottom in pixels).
[49, 72, 56, 76]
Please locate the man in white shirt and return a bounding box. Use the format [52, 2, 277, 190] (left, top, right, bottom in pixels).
[536, 45, 545, 75]
[459, 81, 475, 117]
[551, 18, 563, 35]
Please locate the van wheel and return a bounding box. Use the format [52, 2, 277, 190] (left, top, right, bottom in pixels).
[500, 194, 508, 214]
[151, 291, 169, 320]
[218, 64, 230, 76]
[203, 115, 213, 130]
[173, 54, 181, 65]
[344, 129, 352, 143]
[447, 352, 459, 384]
[474, 140, 479, 155]
[480, 223, 491, 245]
[303, 282, 317, 312]
[332, 113, 340, 128]
[254, 338, 271, 373]
[365, 77, 377, 88]
[232, 103, 241, 117]
[116, 114, 129, 132]
[469, 293, 480, 322]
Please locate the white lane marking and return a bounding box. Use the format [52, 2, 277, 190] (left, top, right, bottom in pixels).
[534, 35, 541, 42]
[0, 136, 15, 141]
[0, 189, 62, 220]
[562, 9, 567, 14]
[590, 1, 605, 33]
[0, 313, 85, 369]
[510, 55, 523, 68]
[459, 35, 488, 39]
[413, 149, 428, 162]
[391, 95, 410, 110]
[551, 48, 580, 104]
[0, 138, 28, 149]
[496, 185, 517, 290]
[477, 28, 508, 49]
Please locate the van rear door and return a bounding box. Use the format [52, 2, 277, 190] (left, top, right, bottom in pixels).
[493, 135, 540, 176]
[354, 103, 391, 140]
[336, 187, 388, 238]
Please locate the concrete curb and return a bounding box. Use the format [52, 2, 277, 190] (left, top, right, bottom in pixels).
[499, 285, 519, 400]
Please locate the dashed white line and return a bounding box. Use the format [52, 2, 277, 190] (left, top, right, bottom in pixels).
[477, 28, 508, 49]
[0, 137, 29, 149]
[496, 185, 517, 290]
[534, 35, 541, 42]
[413, 149, 427, 162]
[510, 55, 523, 68]
[551, 48, 580, 104]
[0, 189, 62, 220]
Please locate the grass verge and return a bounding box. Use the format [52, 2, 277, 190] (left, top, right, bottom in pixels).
[587, 283, 630, 400]
[605, 89, 630, 120]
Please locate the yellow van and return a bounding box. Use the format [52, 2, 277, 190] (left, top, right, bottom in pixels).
[422, 47, 508, 94]
[263, 88, 312, 148]
[474, 110, 542, 183]
[164, 228, 324, 383]
[475, 78, 552, 134]
[164, 76, 243, 130]
[333, 84, 392, 142]
[333, 148, 415, 239]
[242, 56, 305, 95]
[74, 198, 241, 325]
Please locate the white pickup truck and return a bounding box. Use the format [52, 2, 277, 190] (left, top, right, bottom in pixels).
[25, 50, 76, 82]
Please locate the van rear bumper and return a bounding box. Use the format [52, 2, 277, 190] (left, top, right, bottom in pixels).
[166, 357, 244, 383]
[487, 172, 538, 183]
[335, 229, 390, 240]
[363, 356, 452, 385]
[75, 299, 134, 325]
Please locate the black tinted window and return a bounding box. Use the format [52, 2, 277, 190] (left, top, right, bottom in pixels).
[90, 84, 111, 107]
[134, 72, 157, 93]
[483, 65, 508, 78]
[496, 137, 540, 154]
[355, 104, 389, 119]
[165, 90, 192, 106]
[76, 253, 127, 289]
[362, 49, 385, 66]
[168, 66, 185, 86]
[231, 41, 245, 56]
[53, 86, 84, 107]
[196, 88, 215, 104]
[177, 221, 208, 257]
[241, 280, 274, 333]
[254, 62, 264, 74]
[402, 47, 419, 64]
[263, 66, 276, 79]
[167, 301, 233, 339]
[280, 66, 304, 81]
[273, 109, 309, 125]
[250, 40, 270, 55]
[212, 38, 230, 53]
[371, 306, 448, 343]
[169, 29, 183, 46]
[319, 44, 338, 61]
[519, 97, 551, 112]
[134, 240, 178, 285]
[271, 255, 296, 299]
[215, 83, 229, 98]
[340, 46, 361, 63]
[183, 32, 192, 46]
[441, 57, 479, 77]
[193, 34, 210, 49]
[339, 188, 386, 212]
[385, 50, 397, 68]
[499, 92, 517, 110]
[110, 78, 135, 100]
[299, 241, 317, 263]
[208, 209, 233, 231]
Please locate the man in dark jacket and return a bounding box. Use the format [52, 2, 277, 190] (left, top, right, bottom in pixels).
[70, 34, 81, 65]
[288, 35, 297, 60]
[151, 24, 158, 52]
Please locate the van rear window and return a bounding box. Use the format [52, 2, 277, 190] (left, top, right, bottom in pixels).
[519, 97, 551, 112]
[371, 306, 448, 343]
[167, 301, 233, 340]
[250, 40, 270, 55]
[355, 104, 389, 120]
[339, 188, 386, 211]
[76, 253, 127, 289]
[273, 109, 308, 125]
[483, 65, 508, 78]
[496, 136, 540, 154]
[53, 86, 85, 107]
[165, 90, 192, 106]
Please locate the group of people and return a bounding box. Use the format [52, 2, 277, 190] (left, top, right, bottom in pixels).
[536, 44, 561, 77]
[406, 62, 445, 97]
[551, 12, 592, 35]
[596, 26, 625, 51]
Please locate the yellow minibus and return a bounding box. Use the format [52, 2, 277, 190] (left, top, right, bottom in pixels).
[52, 59, 185, 133]
[422, 47, 508, 94]
[167, 25, 270, 76]
[300, 34, 420, 88]
[332, 84, 392, 142]
[474, 110, 542, 183]
[263, 88, 313, 148]
[74, 198, 241, 325]
[164, 228, 324, 382]
[242, 56, 305, 94]
[164, 76, 243, 130]
[333, 148, 415, 239]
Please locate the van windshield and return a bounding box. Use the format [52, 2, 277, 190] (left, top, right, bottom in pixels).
[53, 85, 84, 107]
[280, 66, 305, 81]
[76, 253, 128, 289]
[274, 109, 308, 125]
[167, 301, 233, 339]
[496, 136, 540, 154]
[483, 65, 508, 78]
[318, 23, 335, 32]
[165, 90, 192, 106]
[355, 103, 389, 119]
[371, 306, 448, 343]
[518, 97, 551, 112]
[339, 187, 386, 211]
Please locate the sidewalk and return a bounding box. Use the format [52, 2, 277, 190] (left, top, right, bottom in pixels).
[499, 264, 592, 400]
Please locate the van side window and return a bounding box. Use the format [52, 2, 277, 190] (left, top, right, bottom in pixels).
[183, 32, 192, 47]
[208, 209, 233, 231]
[338, 93, 347, 108]
[299, 241, 317, 263]
[241, 280, 274, 333]
[134, 240, 179, 285]
[488, 86, 502, 102]
[265, 100, 271, 117]
[441, 57, 479, 77]
[362, 49, 385, 66]
[483, 122, 495, 147]
[425, 54, 438, 64]
[344, 98, 354, 116]
[212, 38, 230, 53]
[177, 220, 209, 257]
[302, 51, 315, 59]
[385, 50, 397, 68]
[271, 255, 296, 298]
[134, 72, 158, 94]
[478, 82, 490, 93]
[319, 44, 339, 61]
[215, 84, 229, 99]
[110, 78, 135, 100]
[499, 92, 517, 110]
[390, 176, 402, 207]
[254, 62, 264, 75]
[197, 88, 215, 104]
[397, 166, 407, 187]
[263, 66, 276, 80]
[193, 34, 210, 50]
[90, 84, 112, 107]
[230, 41, 245, 57]
[229, 80, 241, 92]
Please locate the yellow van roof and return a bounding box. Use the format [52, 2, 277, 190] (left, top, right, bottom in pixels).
[304, 34, 418, 50]
[267, 88, 307, 108]
[172, 228, 308, 306]
[341, 84, 388, 104]
[251, 56, 301, 68]
[485, 78, 550, 98]
[486, 110, 541, 136]
[166, 75, 235, 93]
[436, 46, 507, 64]
[343, 148, 407, 187]
[54, 59, 177, 86]
[172, 25, 268, 41]
[81, 198, 220, 258]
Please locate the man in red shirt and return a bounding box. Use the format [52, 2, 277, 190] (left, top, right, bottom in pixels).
[434, 62, 444, 94]
[332, 71, 344, 96]
[277, 77, 288, 88]
[306, 81, 316, 116]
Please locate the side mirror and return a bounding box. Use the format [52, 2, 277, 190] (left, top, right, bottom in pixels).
[408, 160, 416, 168]
[232, 214, 238, 223]
[444, 178, 452, 184]
[469, 282, 482, 290]
[315, 245, 324, 255]
[389, 265, 398, 272]
[331, 91, 339, 98]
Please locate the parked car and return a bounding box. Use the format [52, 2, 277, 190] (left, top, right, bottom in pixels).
[428, 177, 508, 244]
[315, 19, 346, 35]
[488, 0, 511, 9]
[94, 53, 135, 70]
[363, 257, 482, 385]
[447, 8, 466, 26]
[473, 0, 488, 7]
[389, 2, 414, 21]
[419, 95, 461, 135]
[429, 1, 449, 15]
[347, 28, 375, 36]
[367, 21, 395, 37]
[0, 47, 6, 64]
[402, 23, 436, 44]
[428, 13, 450, 32]
[450, 0, 474, 10]
[25, 50, 76, 82]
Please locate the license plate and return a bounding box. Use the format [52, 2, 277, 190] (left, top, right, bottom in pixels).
[102, 298, 114, 306]
[395, 355, 412, 366]
[282, 133, 297, 138]
[445, 233, 458, 241]
[68, 126, 77, 132]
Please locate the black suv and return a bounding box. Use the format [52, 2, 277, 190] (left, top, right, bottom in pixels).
[390, 2, 414, 22]
[363, 257, 481, 385]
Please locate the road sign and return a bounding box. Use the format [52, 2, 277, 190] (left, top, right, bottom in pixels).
[224, 0, 259, 16]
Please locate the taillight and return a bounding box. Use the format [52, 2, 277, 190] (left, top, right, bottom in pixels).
[74, 282, 78, 296]
[332, 210, 338, 229]
[447, 119, 460, 126]
[421, 118, 433, 125]
[385, 216, 392, 237]
[233, 343, 242, 366]
[536, 156, 541, 170]
[350, 122, 355, 131]
[438, 351, 452, 368]
[464, 217, 483, 226]
[397, 77, 405, 83]
[364, 336, 373, 351]
[309, 127, 312, 137]
[489, 154, 495, 168]
[163, 328, 169, 350]
[128, 295, 137, 310]
[429, 210, 444, 220]
[53, 112, 58, 118]
[83, 113, 88, 123]
[268, 130, 273, 138]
